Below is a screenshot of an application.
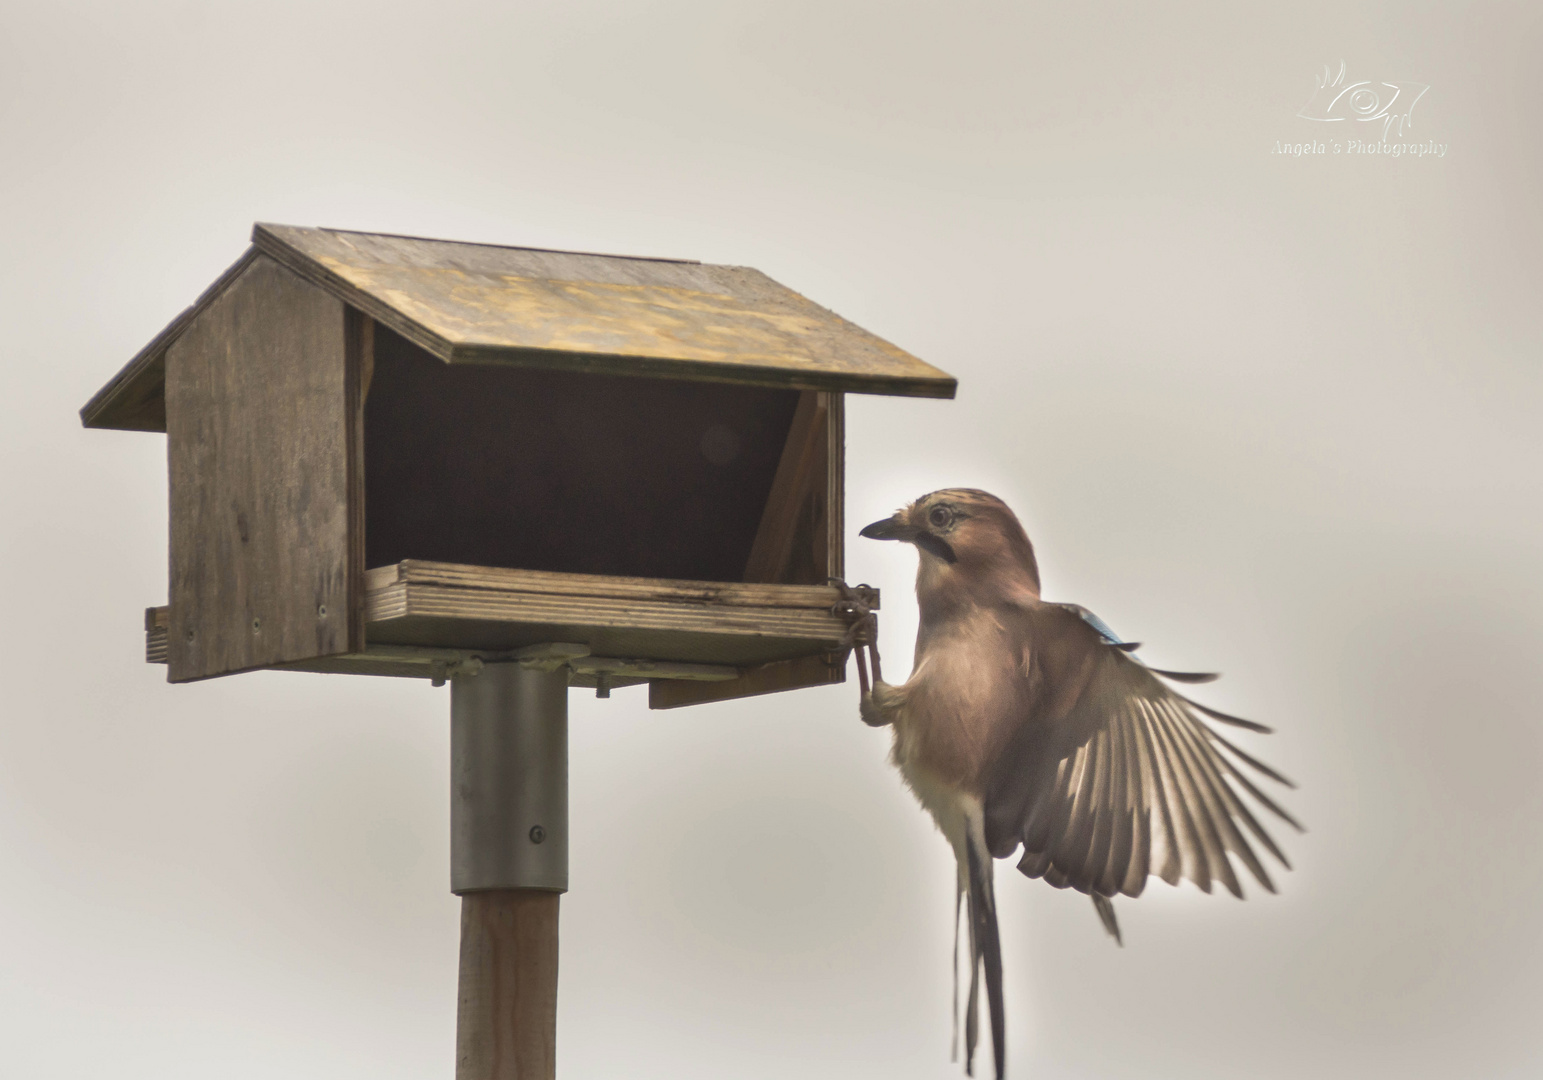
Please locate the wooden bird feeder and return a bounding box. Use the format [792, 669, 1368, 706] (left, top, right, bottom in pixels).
[80, 224, 955, 1078]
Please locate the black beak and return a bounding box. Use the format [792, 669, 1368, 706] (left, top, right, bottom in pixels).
[859, 513, 957, 563]
[859, 514, 912, 541]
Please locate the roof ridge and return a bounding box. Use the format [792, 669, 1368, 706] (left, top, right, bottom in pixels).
[305, 224, 704, 266]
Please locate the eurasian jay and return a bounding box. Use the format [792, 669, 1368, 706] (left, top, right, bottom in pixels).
[855, 489, 1299, 1079]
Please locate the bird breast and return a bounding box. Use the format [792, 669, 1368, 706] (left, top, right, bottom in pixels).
[891, 611, 1028, 798]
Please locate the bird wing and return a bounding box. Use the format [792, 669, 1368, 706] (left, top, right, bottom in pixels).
[982, 603, 1300, 899]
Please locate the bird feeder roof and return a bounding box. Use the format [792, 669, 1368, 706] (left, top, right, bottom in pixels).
[81, 224, 956, 431]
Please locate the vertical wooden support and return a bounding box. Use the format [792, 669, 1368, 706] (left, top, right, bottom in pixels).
[344, 309, 373, 650]
[451, 662, 567, 1079]
[823, 390, 844, 583]
[457, 891, 559, 1080]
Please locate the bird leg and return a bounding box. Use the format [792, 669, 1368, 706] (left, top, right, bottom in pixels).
[831, 578, 889, 723]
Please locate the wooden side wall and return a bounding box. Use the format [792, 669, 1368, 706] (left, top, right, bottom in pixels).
[164, 255, 362, 681]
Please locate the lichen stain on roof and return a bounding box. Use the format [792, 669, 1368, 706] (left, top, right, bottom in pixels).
[348, 263, 828, 367]
[80, 223, 956, 432]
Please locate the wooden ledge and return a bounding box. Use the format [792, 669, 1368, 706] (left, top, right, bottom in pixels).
[144, 562, 876, 705]
[362, 561, 859, 610]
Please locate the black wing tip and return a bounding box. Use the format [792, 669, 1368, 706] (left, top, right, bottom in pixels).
[1151, 668, 1221, 684]
[1180, 694, 1275, 734]
[1207, 727, 1299, 789]
[1238, 857, 1278, 895]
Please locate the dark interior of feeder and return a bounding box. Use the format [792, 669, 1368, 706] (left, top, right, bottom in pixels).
[364, 325, 801, 583]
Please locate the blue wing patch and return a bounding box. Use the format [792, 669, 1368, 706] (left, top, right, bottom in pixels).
[1053, 603, 1130, 649]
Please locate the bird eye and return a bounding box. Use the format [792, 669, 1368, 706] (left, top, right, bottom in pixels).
[928, 506, 953, 529]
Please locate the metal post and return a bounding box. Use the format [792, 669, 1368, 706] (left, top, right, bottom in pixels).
[451, 661, 568, 1080]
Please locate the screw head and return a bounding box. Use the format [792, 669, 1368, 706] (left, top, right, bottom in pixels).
[528, 825, 546, 844]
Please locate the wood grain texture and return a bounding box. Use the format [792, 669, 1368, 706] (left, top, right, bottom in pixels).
[165, 255, 358, 682]
[144, 564, 876, 678]
[364, 564, 853, 644]
[825, 391, 845, 583]
[457, 891, 558, 1080]
[649, 652, 844, 709]
[145, 606, 169, 664]
[253, 224, 957, 398]
[368, 583, 840, 639]
[366, 561, 858, 610]
[345, 310, 371, 650]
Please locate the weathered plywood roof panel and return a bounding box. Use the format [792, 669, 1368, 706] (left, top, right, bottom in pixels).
[253, 225, 953, 394]
[82, 224, 955, 430]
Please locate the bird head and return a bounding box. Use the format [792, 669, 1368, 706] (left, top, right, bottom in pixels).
[859, 488, 1041, 601]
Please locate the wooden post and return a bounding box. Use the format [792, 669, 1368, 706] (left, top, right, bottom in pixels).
[451, 662, 568, 1080]
[457, 891, 559, 1080]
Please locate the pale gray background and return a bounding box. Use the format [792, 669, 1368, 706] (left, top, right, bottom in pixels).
[2, 1, 1539, 1077]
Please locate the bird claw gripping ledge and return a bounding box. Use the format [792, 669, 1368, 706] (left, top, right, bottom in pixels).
[830, 579, 883, 695]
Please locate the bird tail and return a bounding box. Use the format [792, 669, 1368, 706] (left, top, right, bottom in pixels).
[1091, 893, 1123, 946]
[951, 877, 962, 1064]
[962, 827, 1006, 1080]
